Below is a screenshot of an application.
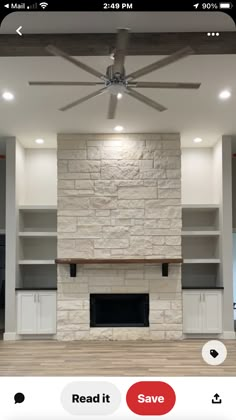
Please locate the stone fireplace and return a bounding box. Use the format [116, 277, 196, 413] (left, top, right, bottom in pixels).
[57, 133, 182, 341]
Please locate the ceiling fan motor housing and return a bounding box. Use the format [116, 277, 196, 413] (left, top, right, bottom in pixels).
[105, 65, 128, 94]
[106, 64, 126, 80]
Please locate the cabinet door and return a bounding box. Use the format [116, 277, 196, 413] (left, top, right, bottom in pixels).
[17, 292, 37, 334]
[202, 291, 222, 333]
[37, 292, 56, 334]
[183, 292, 202, 333]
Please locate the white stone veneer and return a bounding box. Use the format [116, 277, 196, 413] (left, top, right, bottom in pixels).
[57, 133, 182, 340]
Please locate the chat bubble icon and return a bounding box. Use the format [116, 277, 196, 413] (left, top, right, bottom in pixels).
[14, 393, 25, 404]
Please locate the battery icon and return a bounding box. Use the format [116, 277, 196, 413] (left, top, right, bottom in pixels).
[219, 2, 233, 8]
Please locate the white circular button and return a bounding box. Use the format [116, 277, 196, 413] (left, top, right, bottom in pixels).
[202, 340, 227, 365]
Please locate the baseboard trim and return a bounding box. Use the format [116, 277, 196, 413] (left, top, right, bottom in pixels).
[16, 334, 56, 340]
[3, 332, 17, 341]
[220, 331, 236, 339]
[183, 331, 236, 340]
[183, 333, 221, 339]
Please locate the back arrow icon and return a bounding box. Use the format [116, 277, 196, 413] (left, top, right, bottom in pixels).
[16, 26, 22, 36]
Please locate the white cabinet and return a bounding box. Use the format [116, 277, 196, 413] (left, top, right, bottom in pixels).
[16, 292, 37, 334]
[37, 292, 57, 334]
[183, 290, 222, 334]
[17, 291, 56, 334]
[204, 291, 222, 333]
[183, 291, 202, 333]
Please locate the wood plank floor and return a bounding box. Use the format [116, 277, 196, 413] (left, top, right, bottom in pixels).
[0, 340, 235, 376]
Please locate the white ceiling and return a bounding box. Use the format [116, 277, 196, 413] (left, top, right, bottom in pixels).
[0, 12, 235, 148]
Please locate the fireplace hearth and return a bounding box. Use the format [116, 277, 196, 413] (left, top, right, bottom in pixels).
[90, 294, 149, 327]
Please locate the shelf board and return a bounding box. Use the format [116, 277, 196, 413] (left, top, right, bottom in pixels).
[55, 258, 183, 265]
[182, 231, 220, 236]
[182, 204, 219, 210]
[183, 259, 220, 264]
[19, 260, 55, 265]
[19, 205, 57, 212]
[19, 232, 57, 237]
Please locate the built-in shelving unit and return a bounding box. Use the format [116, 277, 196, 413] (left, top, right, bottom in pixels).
[182, 205, 221, 288]
[18, 206, 57, 289]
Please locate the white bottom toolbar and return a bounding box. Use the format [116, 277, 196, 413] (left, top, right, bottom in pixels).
[0, 377, 233, 419]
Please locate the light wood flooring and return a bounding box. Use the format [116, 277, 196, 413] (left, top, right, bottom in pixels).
[0, 340, 235, 376]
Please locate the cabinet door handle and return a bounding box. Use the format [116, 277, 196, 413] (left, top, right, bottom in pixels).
[34, 294, 36, 303]
[38, 294, 40, 303]
[200, 294, 202, 302]
[203, 294, 205, 302]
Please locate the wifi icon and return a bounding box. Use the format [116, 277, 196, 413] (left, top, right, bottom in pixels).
[40, 2, 48, 8]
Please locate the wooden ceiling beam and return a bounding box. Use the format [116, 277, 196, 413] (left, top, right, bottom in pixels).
[0, 32, 236, 56]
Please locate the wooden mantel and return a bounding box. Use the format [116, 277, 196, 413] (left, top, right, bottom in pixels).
[55, 258, 183, 278]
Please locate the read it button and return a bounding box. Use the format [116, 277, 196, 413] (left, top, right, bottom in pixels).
[126, 381, 176, 416]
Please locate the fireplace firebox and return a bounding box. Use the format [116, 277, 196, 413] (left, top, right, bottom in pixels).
[90, 293, 149, 327]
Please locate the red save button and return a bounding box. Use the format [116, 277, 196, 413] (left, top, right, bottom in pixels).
[126, 381, 176, 416]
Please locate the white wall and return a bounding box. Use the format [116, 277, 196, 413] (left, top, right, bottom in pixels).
[212, 139, 222, 204]
[181, 148, 216, 204]
[221, 136, 234, 334]
[16, 141, 25, 205]
[4, 138, 17, 339]
[23, 149, 57, 205]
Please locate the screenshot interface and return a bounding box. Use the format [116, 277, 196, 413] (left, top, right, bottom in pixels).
[0, 0, 236, 418]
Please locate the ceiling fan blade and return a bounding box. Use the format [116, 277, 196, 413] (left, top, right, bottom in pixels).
[46, 44, 106, 80]
[60, 87, 107, 111]
[131, 81, 201, 89]
[126, 46, 194, 80]
[29, 81, 104, 86]
[126, 88, 167, 112]
[113, 28, 129, 74]
[107, 94, 118, 119]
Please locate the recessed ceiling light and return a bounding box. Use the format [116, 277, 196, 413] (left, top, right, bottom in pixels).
[117, 93, 123, 99]
[35, 138, 45, 144]
[2, 91, 14, 101]
[219, 90, 231, 100]
[114, 125, 124, 132]
[193, 137, 203, 144]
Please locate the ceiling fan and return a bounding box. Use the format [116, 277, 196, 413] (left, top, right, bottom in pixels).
[29, 29, 201, 119]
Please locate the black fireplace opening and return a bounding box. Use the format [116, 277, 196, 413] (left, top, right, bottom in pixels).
[90, 293, 149, 327]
